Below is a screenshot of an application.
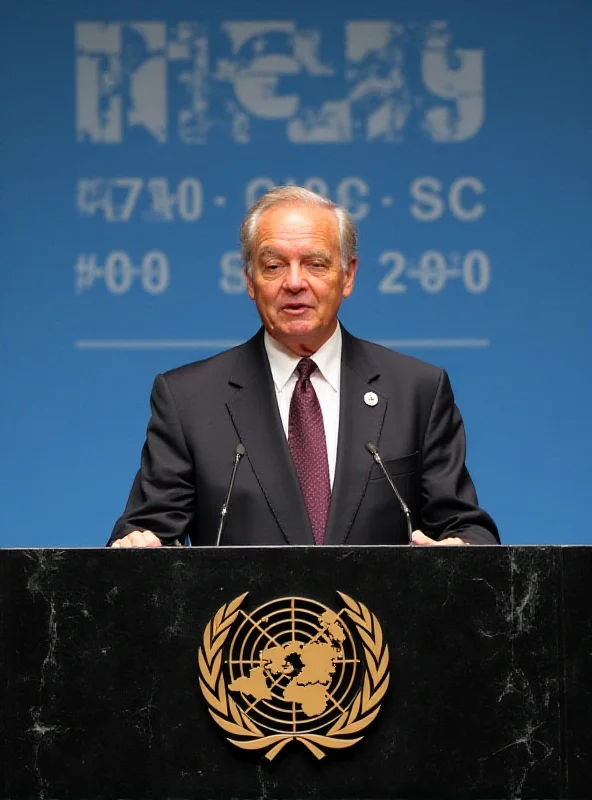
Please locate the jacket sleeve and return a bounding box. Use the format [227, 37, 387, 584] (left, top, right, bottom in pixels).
[108, 374, 195, 545]
[420, 369, 500, 545]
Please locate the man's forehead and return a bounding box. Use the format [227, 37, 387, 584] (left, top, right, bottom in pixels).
[257, 244, 333, 260]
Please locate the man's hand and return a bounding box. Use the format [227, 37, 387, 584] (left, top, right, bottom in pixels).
[110, 530, 162, 548]
[411, 530, 470, 546]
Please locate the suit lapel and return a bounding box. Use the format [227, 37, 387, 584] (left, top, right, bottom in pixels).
[324, 329, 387, 545]
[225, 331, 314, 545]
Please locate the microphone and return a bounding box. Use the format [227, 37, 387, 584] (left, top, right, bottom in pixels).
[215, 443, 246, 546]
[365, 442, 413, 544]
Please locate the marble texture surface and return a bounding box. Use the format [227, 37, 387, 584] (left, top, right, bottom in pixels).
[561, 548, 592, 799]
[0, 546, 589, 799]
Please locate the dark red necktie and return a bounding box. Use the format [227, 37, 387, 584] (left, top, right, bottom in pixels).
[288, 358, 331, 544]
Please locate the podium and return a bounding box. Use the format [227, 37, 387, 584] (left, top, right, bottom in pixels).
[1, 545, 590, 799]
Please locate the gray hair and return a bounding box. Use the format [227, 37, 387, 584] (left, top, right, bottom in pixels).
[239, 186, 358, 275]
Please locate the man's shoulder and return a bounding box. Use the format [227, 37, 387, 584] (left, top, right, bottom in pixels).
[345, 331, 445, 381]
[163, 345, 239, 381]
[159, 331, 263, 391]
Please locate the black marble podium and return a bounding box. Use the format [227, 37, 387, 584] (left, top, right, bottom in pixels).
[1, 546, 590, 800]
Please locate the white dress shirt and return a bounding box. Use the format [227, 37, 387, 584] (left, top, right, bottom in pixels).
[264, 325, 342, 487]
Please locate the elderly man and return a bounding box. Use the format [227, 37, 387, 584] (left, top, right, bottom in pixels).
[109, 186, 499, 548]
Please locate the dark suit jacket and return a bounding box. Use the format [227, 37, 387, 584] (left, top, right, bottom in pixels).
[110, 326, 499, 546]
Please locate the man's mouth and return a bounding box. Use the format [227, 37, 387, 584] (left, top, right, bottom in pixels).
[282, 303, 311, 314]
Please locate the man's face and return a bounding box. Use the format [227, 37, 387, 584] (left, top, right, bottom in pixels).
[245, 204, 357, 356]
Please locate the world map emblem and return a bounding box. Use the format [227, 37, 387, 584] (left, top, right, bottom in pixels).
[197, 592, 390, 760]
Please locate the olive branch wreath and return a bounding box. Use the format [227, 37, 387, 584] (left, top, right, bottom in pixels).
[197, 591, 390, 761]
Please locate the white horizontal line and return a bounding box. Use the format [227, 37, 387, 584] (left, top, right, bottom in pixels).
[75, 339, 242, 350]
[376, 338, 490, 348]
[75, 337, 490, 350]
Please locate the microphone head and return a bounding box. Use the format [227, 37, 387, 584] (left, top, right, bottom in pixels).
[365, 441, 377, 456]
[235, 443, 246, 457]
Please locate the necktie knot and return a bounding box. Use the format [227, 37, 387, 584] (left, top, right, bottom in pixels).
[296, 357, 317, 382]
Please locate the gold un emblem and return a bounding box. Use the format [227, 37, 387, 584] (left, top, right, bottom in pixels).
[198, 592, 390, 761]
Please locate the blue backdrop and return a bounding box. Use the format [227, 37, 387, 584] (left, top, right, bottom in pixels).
[1, 0, 590, 547]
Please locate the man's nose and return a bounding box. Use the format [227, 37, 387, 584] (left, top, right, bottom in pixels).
[284, 263, 306, 291]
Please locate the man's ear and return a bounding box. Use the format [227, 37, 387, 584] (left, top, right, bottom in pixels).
[342, 257, 358, 298]
[245, 268, 255, 300]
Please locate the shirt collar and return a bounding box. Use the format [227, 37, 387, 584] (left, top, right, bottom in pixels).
[264, 324, 342, 392]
